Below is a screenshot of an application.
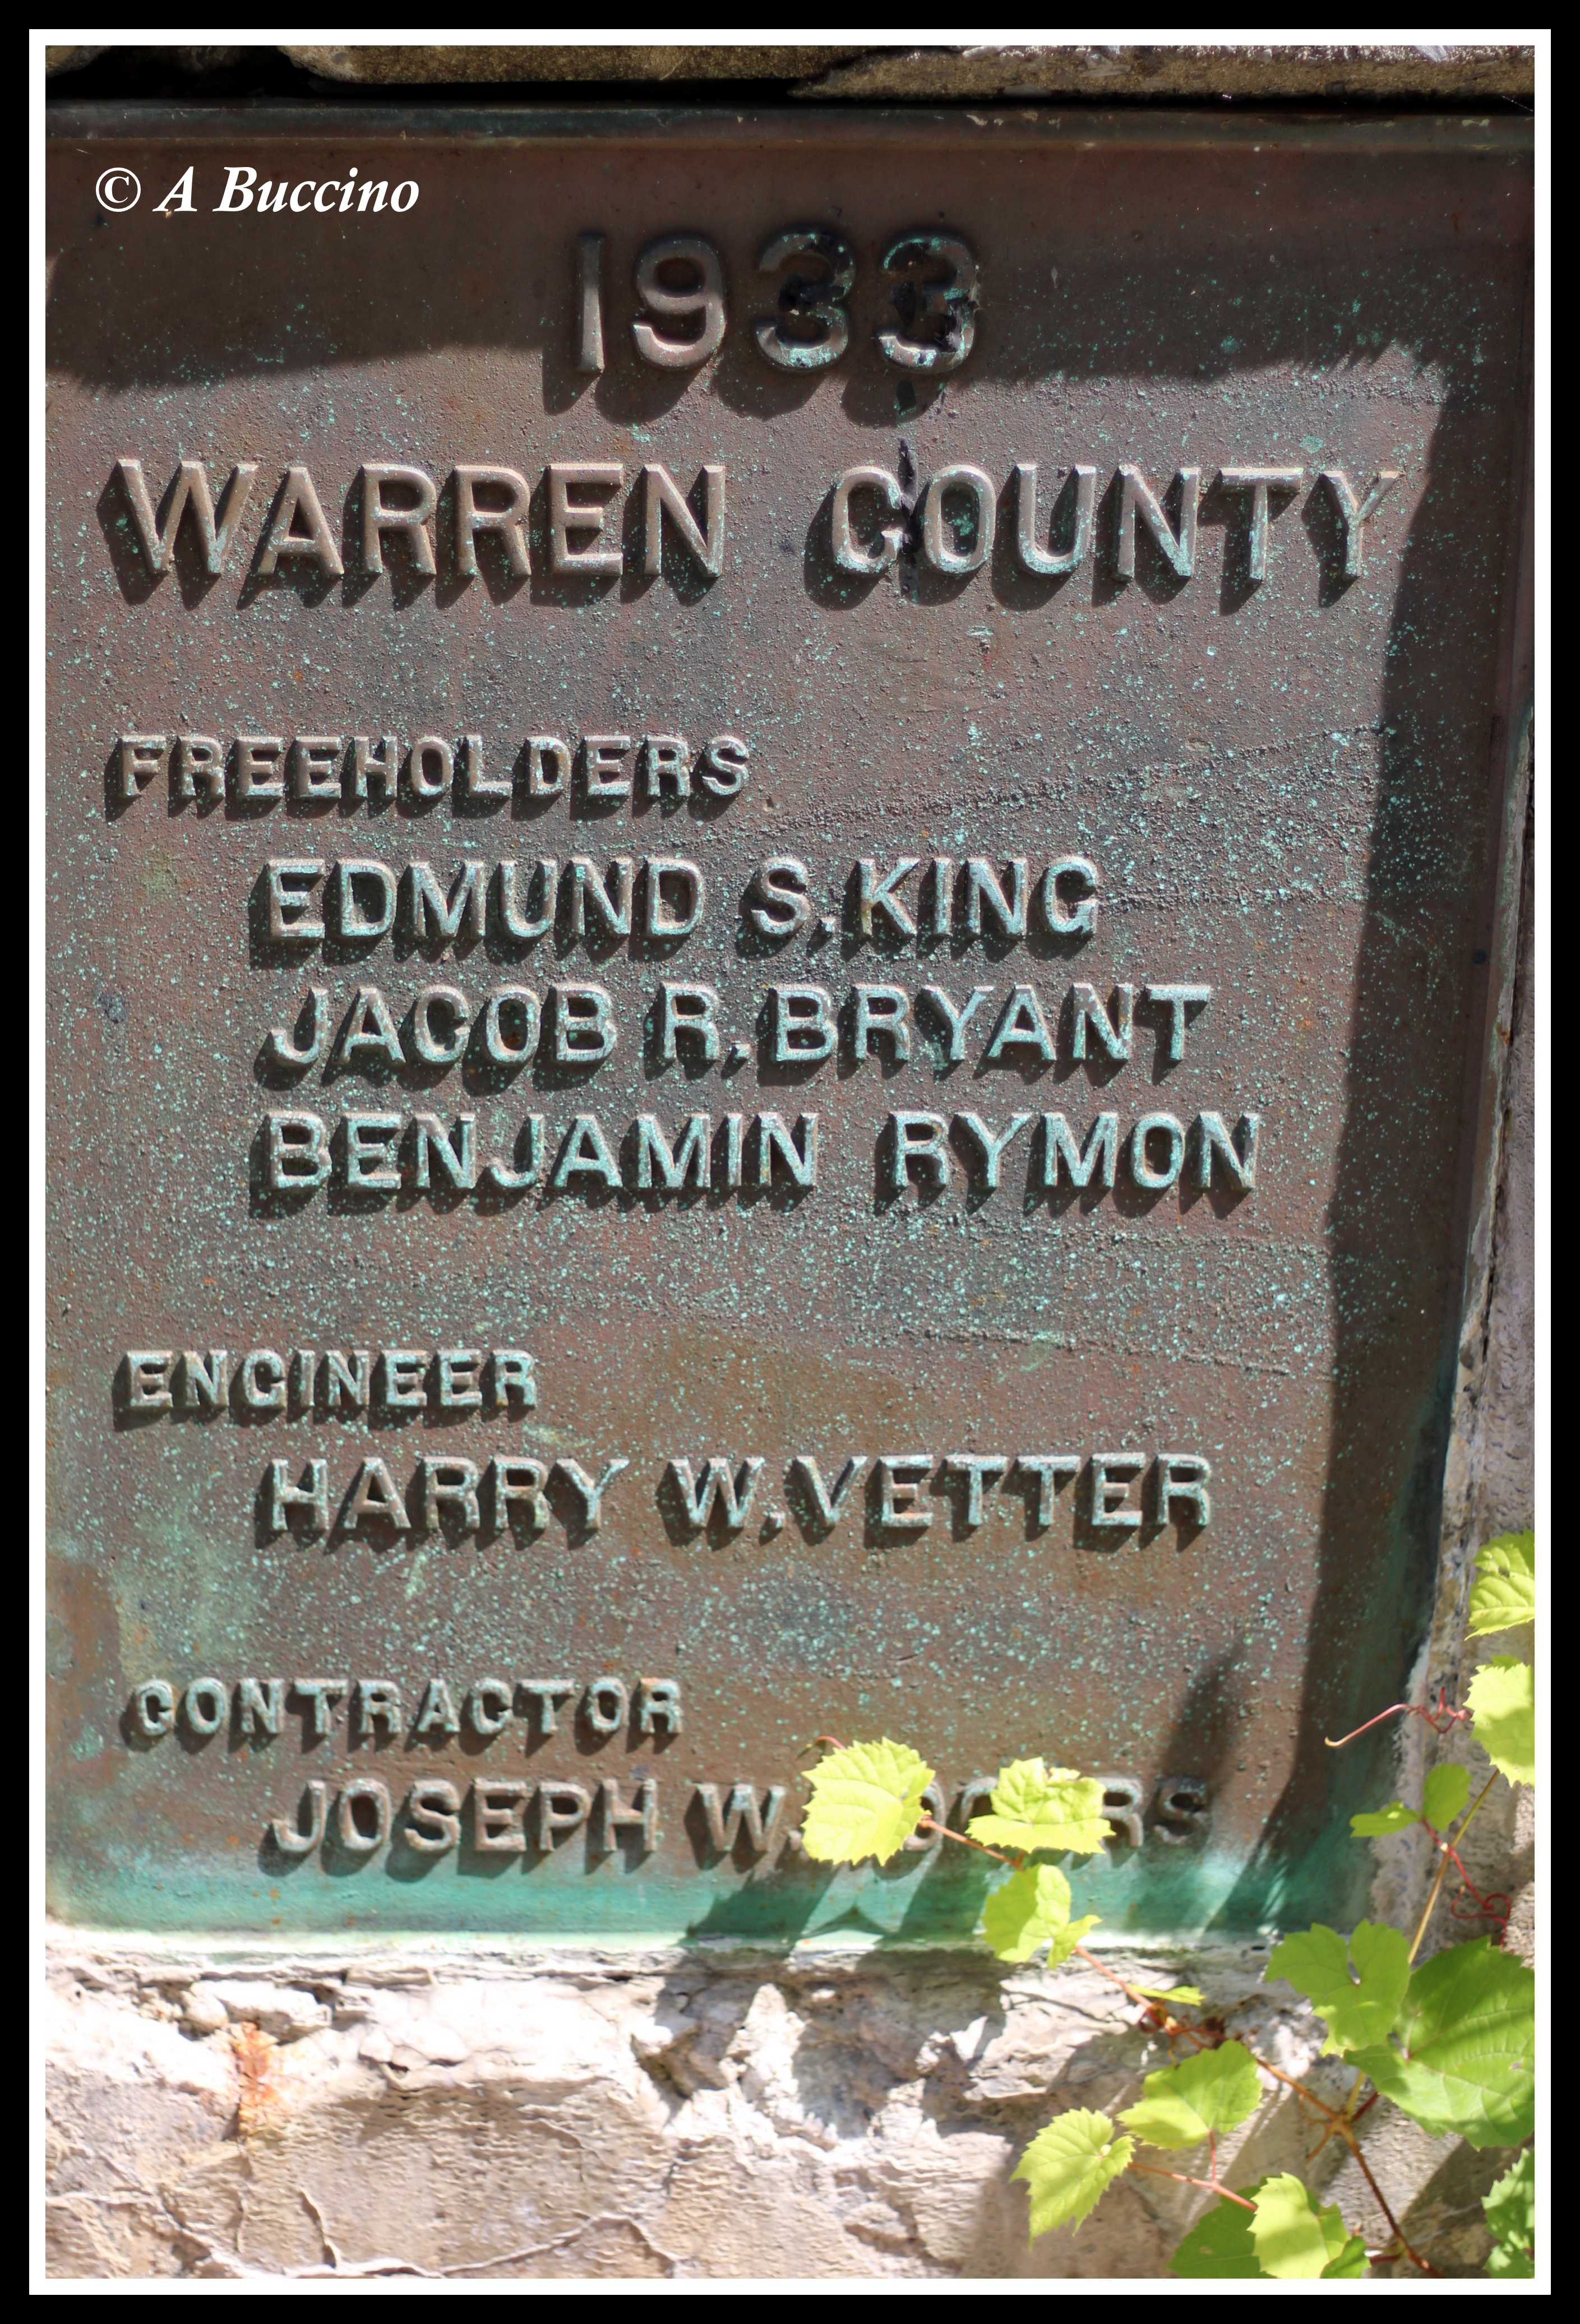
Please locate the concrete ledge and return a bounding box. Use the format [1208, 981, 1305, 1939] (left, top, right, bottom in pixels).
[47, 1928, 1505, 2279]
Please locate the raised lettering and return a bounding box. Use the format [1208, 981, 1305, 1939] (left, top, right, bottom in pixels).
[114, 457, 258, 577]
[634, 235, 726, 368]
[642, 464, 726, 577]
[1014, 461, 1096, 576]
[1116, 464, 1199, 580]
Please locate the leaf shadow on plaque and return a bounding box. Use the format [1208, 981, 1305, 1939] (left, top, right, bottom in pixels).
[1148, 1645, 1255, 1925]
[672, 1854, 843, 1945]
[884, 1840, 1001, 1947]
[900, 517, 988, 610]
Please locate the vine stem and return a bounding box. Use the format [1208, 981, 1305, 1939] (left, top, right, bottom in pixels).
[1325, 1686, 1469, 1749]
[1309, 2061, 1369, 2160]
[1129, 2160, 1255, 2212]
[1341, 2144, 1439, 2276]
[914, 1820, 1203, 2022]
[1175, 2045, 1436, 2275]
[1407, 1771, 1501, 1966]
[1324, 1702, 1415, 1747]
[916, 1815, 1014, 1867]
[912, 1819, 1441, 2274]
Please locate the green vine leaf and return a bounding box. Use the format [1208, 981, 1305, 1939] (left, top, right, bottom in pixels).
[1247, 2174, 1350, 2280]
[1267, 1920, 1408, 2056]
[1169, 2191, 1266, 2277]
[1170, 2179, 1366, 2279]
[981, 1863, 1099, 1965]
[800, 1737, 934, 1864]
[1350, 1800, 1421, 1838]
[1346, 1937, 1535, 2147]
[1466, 1530, 1535, 1638]
[1466, 1656, 1535, 1788]
[1047, 1916, 1102, 1967]
[1421, 1762, 1471, 1831]
[1119, 2039, 1262, 2149]
[1131, 1983, 1205, 2008]
[967, 1758, 1110, 1856]
[1319, 2219, 1371, 2278]
[1012, 2109, 1134, 2238]
[1482, 2149, 1534, 2277]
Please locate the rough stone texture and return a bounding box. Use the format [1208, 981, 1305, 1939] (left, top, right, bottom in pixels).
[789, 45, 1535, 105]
[279, 45, 869, 89]
[1467, 781, 1537, 1558]
[46, 43, 1535, 103]
[1365, 749, 1535, 1970]
[47, 1935, 1449, 2279]
[44, 47, 110, 77]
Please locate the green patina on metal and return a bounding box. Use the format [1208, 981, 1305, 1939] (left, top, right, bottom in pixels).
[45, 106, 1531, 1938]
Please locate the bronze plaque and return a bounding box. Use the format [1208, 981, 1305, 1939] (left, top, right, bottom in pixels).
[45, 106, 1532, 1939]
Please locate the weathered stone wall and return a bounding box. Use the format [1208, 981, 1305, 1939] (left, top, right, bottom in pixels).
[41, 1931, 1507, 2279]
[1371, 761, 1535, 1969]
[45, 41, 1535, 103]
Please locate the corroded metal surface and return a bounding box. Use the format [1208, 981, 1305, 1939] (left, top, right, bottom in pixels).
[45, 108, 1532, 1938]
